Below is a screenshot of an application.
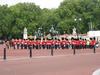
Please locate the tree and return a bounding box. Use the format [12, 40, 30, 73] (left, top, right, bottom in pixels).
[9, 3, 42, 37]
[1, 0, 100, 39]
[0, 5, 14, 39]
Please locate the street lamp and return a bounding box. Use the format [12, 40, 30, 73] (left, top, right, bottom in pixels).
[88, 18, 93, 31]
[74, 18, 82, 38]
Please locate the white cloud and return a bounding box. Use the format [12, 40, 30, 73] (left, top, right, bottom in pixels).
[0, 0, 63, 9]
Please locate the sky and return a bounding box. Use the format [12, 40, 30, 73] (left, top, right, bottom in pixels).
[0, 0, 63, 9]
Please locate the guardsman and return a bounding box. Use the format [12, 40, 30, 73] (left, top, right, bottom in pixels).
[35, 39, 39, 49]
[41, 38, 46, 49]
[71, 38, 76, 49]
[90, 38, 96, 48]
[24, 39, 27, 49]
[81, 39, 86, 49]
[75, 39, 80, 49]
[54, 39, 60, 49]
[46, 39, 52, 49]
[38, 39, 42, 49]
[54, 39, 57, 49]
[61, 38, 66, 49]
[65, 38, 70, 49]
[31, 40, 35, 49]
[79, 39, 83, 49]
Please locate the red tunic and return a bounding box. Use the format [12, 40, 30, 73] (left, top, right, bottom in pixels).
[46, 40, 53, 45]
[90, 40, 96, 46]
[41, 41, 46, 45]
[61, 40, 66, 45]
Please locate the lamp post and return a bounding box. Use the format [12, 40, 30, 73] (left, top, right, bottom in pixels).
[89, 18, 93, 31]
[74, 18, 82, 38]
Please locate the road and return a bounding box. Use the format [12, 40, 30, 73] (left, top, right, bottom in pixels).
[0, 53, 100, 75]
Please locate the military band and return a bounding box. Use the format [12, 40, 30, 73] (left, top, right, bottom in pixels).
[9, 37, 96, 50]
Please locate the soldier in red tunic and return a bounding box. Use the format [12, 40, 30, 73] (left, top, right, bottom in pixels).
[61, 38, 66, 49]
[90, 38, 96, 48]
[41, 38, 46, 49]
[35, 38, 40, 49]
[46, 39, 53, 49]
[21, 39, 24, 49]
[65, 38, 70, 49]
[54, 39, 58, 49]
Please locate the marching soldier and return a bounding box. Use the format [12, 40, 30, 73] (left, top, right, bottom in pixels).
[61, 38, 66, 49]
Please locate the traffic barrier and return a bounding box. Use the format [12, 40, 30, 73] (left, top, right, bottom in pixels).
[1, 45, 98, 60]
[93, 45, 96, 53]
[29, 47, 32, 58]
[3, 48, 6, 60]
[73, 47, 76, 55]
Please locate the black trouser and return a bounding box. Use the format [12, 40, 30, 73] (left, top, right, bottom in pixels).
[38, 45, 41, 49]
[33, 44, 35, 49]
[65, 44, 69, 49]
[90, 45, 94, 49]
[42, 45, 46, 49]
[55, 44, 60, 49]
[79, 45, 82, 49]
[61, 45, 66, 49]
[46, 45, 51, 49]
[55, 44, 57, 49]
[36, 45, 39, 49]
[28, 45, 31, 49]
[17, 44, 20, 49]
[21, 44, 24, 49]
[24, 44, 27, 49]
[71, 44, 74, 49]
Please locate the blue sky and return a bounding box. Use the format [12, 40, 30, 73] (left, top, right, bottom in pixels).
[0, 0, 63, 9]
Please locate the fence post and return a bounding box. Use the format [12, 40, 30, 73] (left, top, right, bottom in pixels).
[51, 45, 54, 56]
[93, 45, 96, 53]
[3, 48, 6, 60]
[29, 47, 32, 58]
[73, 45, 76, 55]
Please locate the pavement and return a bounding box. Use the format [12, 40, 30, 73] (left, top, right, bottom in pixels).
[0, 53, 100, 75]
[0, 44, 100, 75]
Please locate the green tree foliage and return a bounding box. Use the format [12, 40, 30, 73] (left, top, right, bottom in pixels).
[0, 0, 100, 39]
[0, 5, 14, 39]
[10, 3, 42, 38]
